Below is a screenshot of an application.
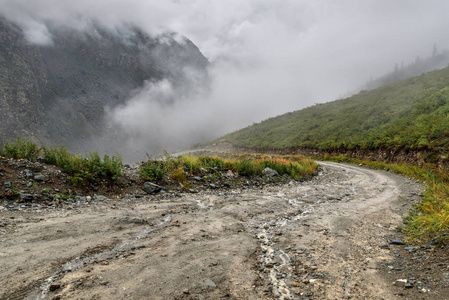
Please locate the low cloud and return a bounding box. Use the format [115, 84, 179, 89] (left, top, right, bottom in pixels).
[2, 0, 449, 159]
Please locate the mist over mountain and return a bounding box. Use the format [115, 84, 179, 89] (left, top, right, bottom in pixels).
[0, 16, 209, 160]
[364, 46, 449, 91]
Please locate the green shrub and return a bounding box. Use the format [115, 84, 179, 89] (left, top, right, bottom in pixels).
[0, 137, 40, 161]
[42, 145, 122, 185]
[140, 163, 164, 181]
[236, 159, 261, 176]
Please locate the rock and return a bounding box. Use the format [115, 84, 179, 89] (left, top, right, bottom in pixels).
[405, 282, 414, 289]
[34, 174, 49, 182]
[225, 170, 235, 179]
[209, 184, 218, 189]
[49, 282, 61, 291]
[204, 279, 217, 289]
[263, 167, 279, 177]
[93, 195, 108, 201]
[193, 176, 203, 182]
[19, 193, 33, 201]
[121, 216, 146, 224]
[24, 169, 33, 178]
[4, 181, 12, 188]
[394, 279, 408, 287]
[380, 244, 390, 249]
[404, 246, 420, 252]
[143, 182, 162, 194]
[389, 239, 406, 245]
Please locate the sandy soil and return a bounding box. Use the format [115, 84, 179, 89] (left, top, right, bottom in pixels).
[1, 161, 447, 299]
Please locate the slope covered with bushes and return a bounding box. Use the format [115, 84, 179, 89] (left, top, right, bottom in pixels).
[224, 66, 449, 162]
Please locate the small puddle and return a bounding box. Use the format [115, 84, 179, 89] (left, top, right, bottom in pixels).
[35, 216, 172, 300]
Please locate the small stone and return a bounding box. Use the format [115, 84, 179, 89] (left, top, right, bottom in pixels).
[34, 174, 49, 182]
[404, 282, 414, 289]
[49, 282, 61, 291]
[394, 279, 407, 287]
[263, 167, 279, 177]
[24, 169, 33, 178]
[129, 217, 146, 224]
[225, 170, 234, 178]
[380, 244, 390, 249]
[404, 246, 420, 252]
[142, 182, 162, 195]
[161, 253, 168, 257]
[204, 279, 217, 289]
[19, 193, 33, 201]
[193, 176, 203, 181]
[389, 239, 406, 245]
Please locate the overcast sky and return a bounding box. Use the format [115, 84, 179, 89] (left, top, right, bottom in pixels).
[2, 0, 449, 153]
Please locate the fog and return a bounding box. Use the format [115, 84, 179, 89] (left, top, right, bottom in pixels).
[2, 0, 449, 156]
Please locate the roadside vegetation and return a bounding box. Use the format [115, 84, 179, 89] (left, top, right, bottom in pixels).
[140, 152, 317, 187]
[0, 138, 317, 189]
[0, 138, 122, 185]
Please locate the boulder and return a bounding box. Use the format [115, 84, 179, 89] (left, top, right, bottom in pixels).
[142, 182, 162, 195]
[263, 167, 279, 177]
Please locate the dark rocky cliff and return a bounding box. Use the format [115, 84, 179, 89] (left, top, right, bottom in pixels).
[0, 17, 209, 151]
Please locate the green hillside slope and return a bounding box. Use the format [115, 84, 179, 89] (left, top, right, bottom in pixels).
[224, 66, 449, 161]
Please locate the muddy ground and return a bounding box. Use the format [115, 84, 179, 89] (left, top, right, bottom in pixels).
[1, 160, 449, 299]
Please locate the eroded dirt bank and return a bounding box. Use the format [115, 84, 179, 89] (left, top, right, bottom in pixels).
[2, 162, 447, 299]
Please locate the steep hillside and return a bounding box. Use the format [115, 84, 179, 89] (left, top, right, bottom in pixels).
[0, 17, 209, 150]
[223, 66, 449, 163]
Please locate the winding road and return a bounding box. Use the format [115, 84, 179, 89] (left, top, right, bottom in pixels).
[0, 162, 422, 299]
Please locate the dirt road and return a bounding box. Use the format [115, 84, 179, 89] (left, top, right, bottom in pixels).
[0, 162, 427, 299]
